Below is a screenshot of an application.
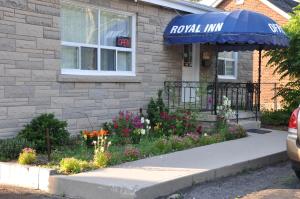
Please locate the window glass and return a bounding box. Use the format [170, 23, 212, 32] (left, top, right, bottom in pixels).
[225, 60, 235, 76]
[61, 4, 134, 75]
[218, 51, 237, 77]
[62, 46, 79, 69]
[62, 5, 98, 44]
[101, 49, 116, 71]
[81, 47, 97, 70]
[219, 51, 234, 59]
[217, 60, 225, 76]
[100, 11, 132, 47]
[117, 51, 132, 71]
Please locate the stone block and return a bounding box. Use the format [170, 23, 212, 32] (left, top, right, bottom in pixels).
[7, 106, 35, 118]
[16, 23, 43, 37]
[26, 15, 52, 27]
[44, 30, 59, 40]
[32, 70, 57, 81]
[16, 60, 43, 69]
[37, 38, 59, 50]
[36, 5, 59, 16]
[16, 39, 35, 49]
[0, 0, 27, 10]
[88, 89, 107, 99]
[0, 51, 27, 61]
[0, 38, 15, 51]
[5, 68, 31, 77]
[51, 97, 74, 108]
[4, 85, 34, 98]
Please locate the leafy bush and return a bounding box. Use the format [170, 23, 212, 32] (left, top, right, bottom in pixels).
[169, 135, 185, 151]
[94, 151, 110, 168]
[59, 157, 90, 174]
[18, 113, 70, 152]
[155, 110, 197, 137]
[123, 146, 140, 161]
[151, 137, 172, 154]
[261, 109, 291, 126]
[265, 5, 300, 109]
[0, 137, 33, 161]
[147, 90, 167, 127]
[18, 148, 36, 165]
[106, 111, 144, 145]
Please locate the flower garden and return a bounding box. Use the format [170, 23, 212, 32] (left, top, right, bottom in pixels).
[0, 91, 247, 174]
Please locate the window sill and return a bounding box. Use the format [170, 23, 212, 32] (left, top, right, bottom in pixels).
[58, 74, 142, 83]
[218, 75, 237, 80]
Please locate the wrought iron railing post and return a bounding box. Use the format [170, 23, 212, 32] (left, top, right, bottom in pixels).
[236, 87, 239, 123]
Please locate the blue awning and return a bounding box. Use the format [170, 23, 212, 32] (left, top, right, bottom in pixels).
[164, 10, 289, 50]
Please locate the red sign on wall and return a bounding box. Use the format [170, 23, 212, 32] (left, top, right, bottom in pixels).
[116, 37, 131, 48]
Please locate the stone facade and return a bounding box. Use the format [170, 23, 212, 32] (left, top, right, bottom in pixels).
[217, 0, 290, 109]
[0, 0, 183, 137]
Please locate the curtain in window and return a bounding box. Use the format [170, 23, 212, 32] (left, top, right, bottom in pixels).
[100, 11, 131, 47]
[62, 5, 98, 44]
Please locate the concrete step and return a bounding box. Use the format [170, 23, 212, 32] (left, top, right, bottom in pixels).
[231, 120, 261, 130]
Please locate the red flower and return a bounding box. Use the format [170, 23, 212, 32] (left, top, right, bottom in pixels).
[122, 128, 130, 137]
[114, 122, 118, 129]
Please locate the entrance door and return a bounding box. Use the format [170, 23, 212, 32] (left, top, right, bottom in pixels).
[182, 44, 200, 102]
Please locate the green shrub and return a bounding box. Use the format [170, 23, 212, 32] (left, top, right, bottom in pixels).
[147, 90, 167, 127]
[152, 137, 172, 154]
[169, 136, 185, 151]
[18, 113, 70, 152]
[93, 151, 110, 168]
[261, 109, 291, 126]
[123, 146, 140, 161]
[59, 157, 89, 174]
[18, 148, 36, 165]
[0, 137, 33, 161]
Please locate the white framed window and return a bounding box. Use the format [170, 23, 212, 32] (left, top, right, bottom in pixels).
[217, 51, 238, 80]
[61, 3, 136, 76]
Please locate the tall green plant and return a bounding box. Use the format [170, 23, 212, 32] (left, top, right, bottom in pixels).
[265, 5, 300, 109]
[147, 90, 168, 127]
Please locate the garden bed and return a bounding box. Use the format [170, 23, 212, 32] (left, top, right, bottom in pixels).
[0, 92, 247, 176]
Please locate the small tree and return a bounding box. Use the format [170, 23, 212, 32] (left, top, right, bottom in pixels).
[265, 5, 300, 109]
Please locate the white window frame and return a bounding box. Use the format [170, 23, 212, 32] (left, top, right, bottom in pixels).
[61, 1, 136, 77]
[218, 52, 238, 80]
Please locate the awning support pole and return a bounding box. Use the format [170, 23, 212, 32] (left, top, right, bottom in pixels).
[258, 48, 262, 112]
[214, 48, 219, 115]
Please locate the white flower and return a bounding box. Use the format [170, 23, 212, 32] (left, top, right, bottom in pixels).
[204, 133, 208, 137]
[141, 117, 145, 124]
[141, 129, 146, 135]
[92, 141, 97, 145]
[100, 147, 105, 153]
[145, 119, 150, 125]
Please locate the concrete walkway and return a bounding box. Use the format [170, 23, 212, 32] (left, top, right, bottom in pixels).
[49, 130, 288, 199]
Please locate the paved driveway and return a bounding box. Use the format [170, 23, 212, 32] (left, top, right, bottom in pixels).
[181, 162, 300, 199]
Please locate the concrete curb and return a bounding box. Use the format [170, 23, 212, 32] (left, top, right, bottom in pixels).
[0, 162, 56, 191]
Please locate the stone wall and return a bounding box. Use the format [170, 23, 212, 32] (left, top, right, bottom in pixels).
[0, 0, 183, 137]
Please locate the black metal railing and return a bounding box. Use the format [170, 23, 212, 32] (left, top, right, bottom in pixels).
[164, 81, 278, 122]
